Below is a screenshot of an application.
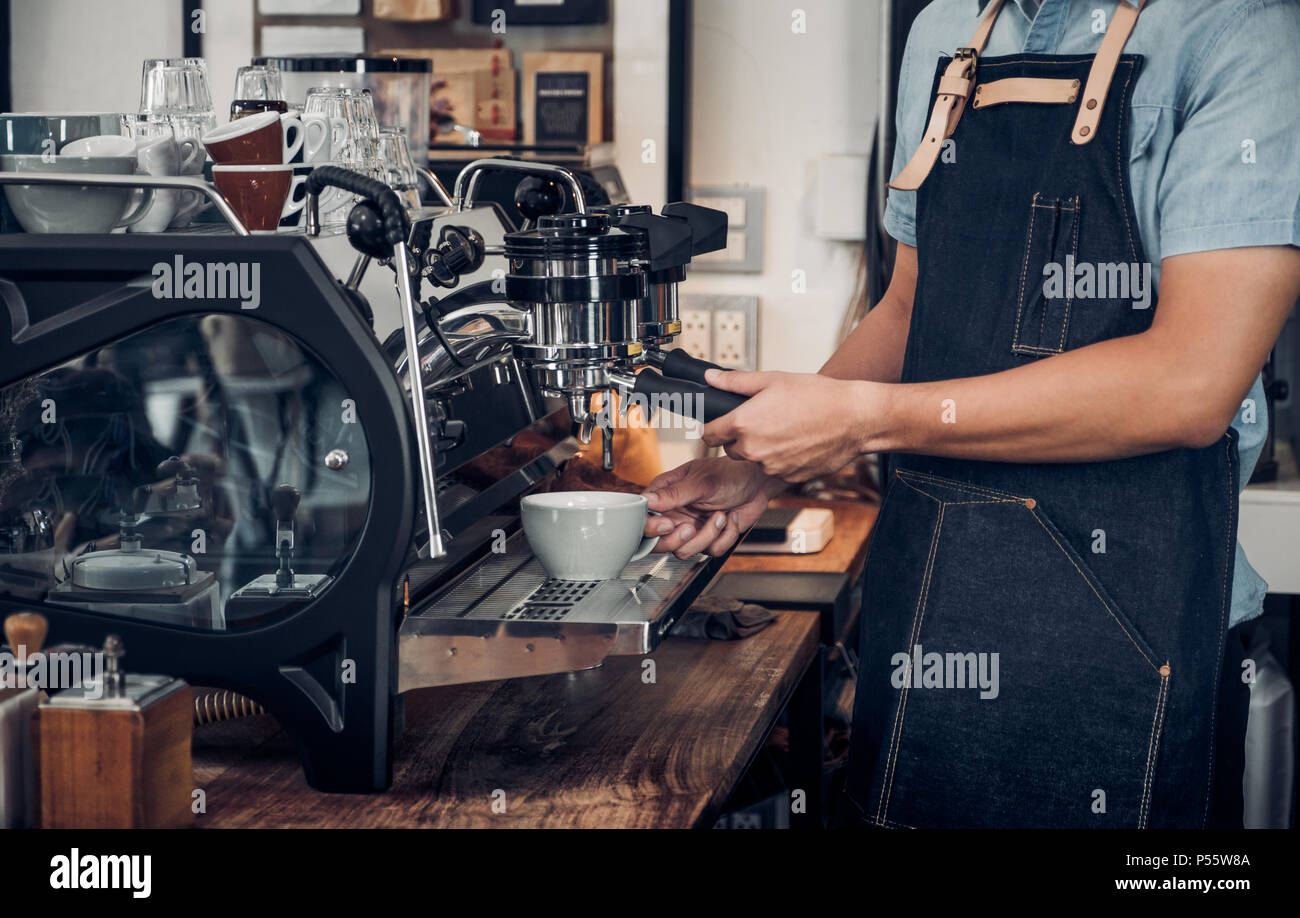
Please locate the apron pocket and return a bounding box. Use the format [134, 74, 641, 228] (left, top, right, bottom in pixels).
[1012, 194, 1079, 358]
[868, 469, 1169, 828]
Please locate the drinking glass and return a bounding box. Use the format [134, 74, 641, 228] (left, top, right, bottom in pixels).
[139, 58, 217, 220]
[140, 58, 216, 127]
[234, 64, 284, 102]
[377, 126, 420, 211]
[304, 87, 383, 223]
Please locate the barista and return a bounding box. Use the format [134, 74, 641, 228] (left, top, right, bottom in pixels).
[644, 0, 1300, 828]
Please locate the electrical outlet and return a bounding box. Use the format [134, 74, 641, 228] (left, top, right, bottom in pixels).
[713, 309, 748, 368]
[677, 308, 712, 361]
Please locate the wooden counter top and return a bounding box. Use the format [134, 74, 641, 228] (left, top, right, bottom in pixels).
[193, 609, 820, 829]
[721, 497, 878, 584]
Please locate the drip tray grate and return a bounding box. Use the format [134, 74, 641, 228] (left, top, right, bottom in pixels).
[409, 532, 701, 626]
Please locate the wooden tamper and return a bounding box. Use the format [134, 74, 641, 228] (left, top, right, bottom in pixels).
[3, 612, 47, 657]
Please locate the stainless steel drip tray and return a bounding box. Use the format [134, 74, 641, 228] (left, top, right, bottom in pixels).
[397, 533, 715, 691]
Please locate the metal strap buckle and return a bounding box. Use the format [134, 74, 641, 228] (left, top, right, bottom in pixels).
[954, 46, 978, 72]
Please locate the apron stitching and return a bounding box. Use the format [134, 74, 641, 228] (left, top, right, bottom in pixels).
[1036, 201, 1053, 345]
[1139, 671, 1171, 828]
[1114, 62, 1139, 265]
[1013, 194, 1040, 353]
[1201, 435, 1236, 826]
[942, 498, 1024, 505]
[980, 58, 1099, 68]
[1056, 195, 1081, 351]
[897, 469, 1025, 502]
[876, 501, 945, 826]
[894, 474, 941, 503]
[879, 817, 917, 829]
[1025, 507, 1158, 671]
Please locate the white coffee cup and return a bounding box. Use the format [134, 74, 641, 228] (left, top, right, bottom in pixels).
[298, 111, 333, 164]
[60, 134, 137, 158]
[521, 491, 660, 582]
[125, 134, 201, 233]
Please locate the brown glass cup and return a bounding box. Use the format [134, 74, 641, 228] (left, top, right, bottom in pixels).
[231, 98, 288, 120]
[212, 164, 293, 233]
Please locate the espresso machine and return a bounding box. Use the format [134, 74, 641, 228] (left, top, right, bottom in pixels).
[0, 158, 744, 791]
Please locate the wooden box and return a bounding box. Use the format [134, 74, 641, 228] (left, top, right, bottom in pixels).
[39, 680, 193, 829]
[374, 0, 458, 20]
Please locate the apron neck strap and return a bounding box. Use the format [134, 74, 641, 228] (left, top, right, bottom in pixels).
[889, 0, 1148, 191]
[888, 0, 1006, 191]
[1071, 1, 1147, 144]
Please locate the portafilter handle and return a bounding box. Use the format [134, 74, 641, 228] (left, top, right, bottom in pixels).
[608, 369, 747, 425]
[643, 348, 724, 387]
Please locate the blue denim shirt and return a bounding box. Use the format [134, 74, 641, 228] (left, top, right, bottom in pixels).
[885, 0, 1300, 626]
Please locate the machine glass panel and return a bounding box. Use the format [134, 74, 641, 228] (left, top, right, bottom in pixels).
[0, 314, 372, 631]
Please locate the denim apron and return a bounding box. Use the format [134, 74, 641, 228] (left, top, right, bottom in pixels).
[842, 0, 1237, 828]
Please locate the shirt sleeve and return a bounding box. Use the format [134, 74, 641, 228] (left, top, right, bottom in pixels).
[1157, 0, 1300, 257]
[882, 14, 940, 249]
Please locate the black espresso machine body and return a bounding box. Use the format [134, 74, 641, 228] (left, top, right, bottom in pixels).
[0, 161, 737, 793]
[0, 232, 416, 791]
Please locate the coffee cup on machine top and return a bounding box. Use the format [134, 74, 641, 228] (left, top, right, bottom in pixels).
[202, 110, 303, 165]
[211, 163, 293, 233]
[520, 491, 660, 582]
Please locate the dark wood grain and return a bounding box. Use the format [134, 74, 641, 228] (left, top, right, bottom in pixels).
[722, 498, 878, 583]
[194, 610, 819, 828]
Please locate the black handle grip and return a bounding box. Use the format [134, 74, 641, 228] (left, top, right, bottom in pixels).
[633, 369, 747, 424]
[306, 165, 410, 248]
[271, 484, 301, 523]
[656, 349, 724, 386]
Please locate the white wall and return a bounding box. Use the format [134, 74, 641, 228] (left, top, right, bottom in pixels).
[687, 0, 878, 372]
[612, 0, 669, 208]
[11, 0, 183, 112]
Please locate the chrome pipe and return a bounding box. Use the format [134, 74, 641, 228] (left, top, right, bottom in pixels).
[415, 167, 454, 208]
[452, 159, 587, 214]
[392, 302, 532, 391]
[393, 242, 446, 559]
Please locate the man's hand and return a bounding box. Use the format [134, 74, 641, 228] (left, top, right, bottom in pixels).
[701, 369, 880, 481]
[642, 457, 781, 558]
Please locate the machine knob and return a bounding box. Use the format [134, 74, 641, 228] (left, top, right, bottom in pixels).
[422, 226, 485, 289]
[4, 611, 47, 655]
[346, 200, 395, 260]
[271, 484, 301, 524]
[514, 176, 566, 222]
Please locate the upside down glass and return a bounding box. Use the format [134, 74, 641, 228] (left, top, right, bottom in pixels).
[303, 86, 382, 224]
[377, 126, 421, 212]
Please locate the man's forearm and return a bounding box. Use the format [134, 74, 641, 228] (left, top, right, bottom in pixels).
[820, 289, 913, 383]
[860, 330, 1247, 463]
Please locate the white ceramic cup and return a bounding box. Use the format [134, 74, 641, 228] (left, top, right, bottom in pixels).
[279, 111, 305, 163]
[125, 134, 202, 233]
[298, 112, 333, 164]
[520, 491, 660, 582]
[60, 134, 137, 158]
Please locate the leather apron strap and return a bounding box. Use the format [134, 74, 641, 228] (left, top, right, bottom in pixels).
[890, 0, 1146, 189]
[888, 0, 1006, 191]
[1071, 0, 1146, 143]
